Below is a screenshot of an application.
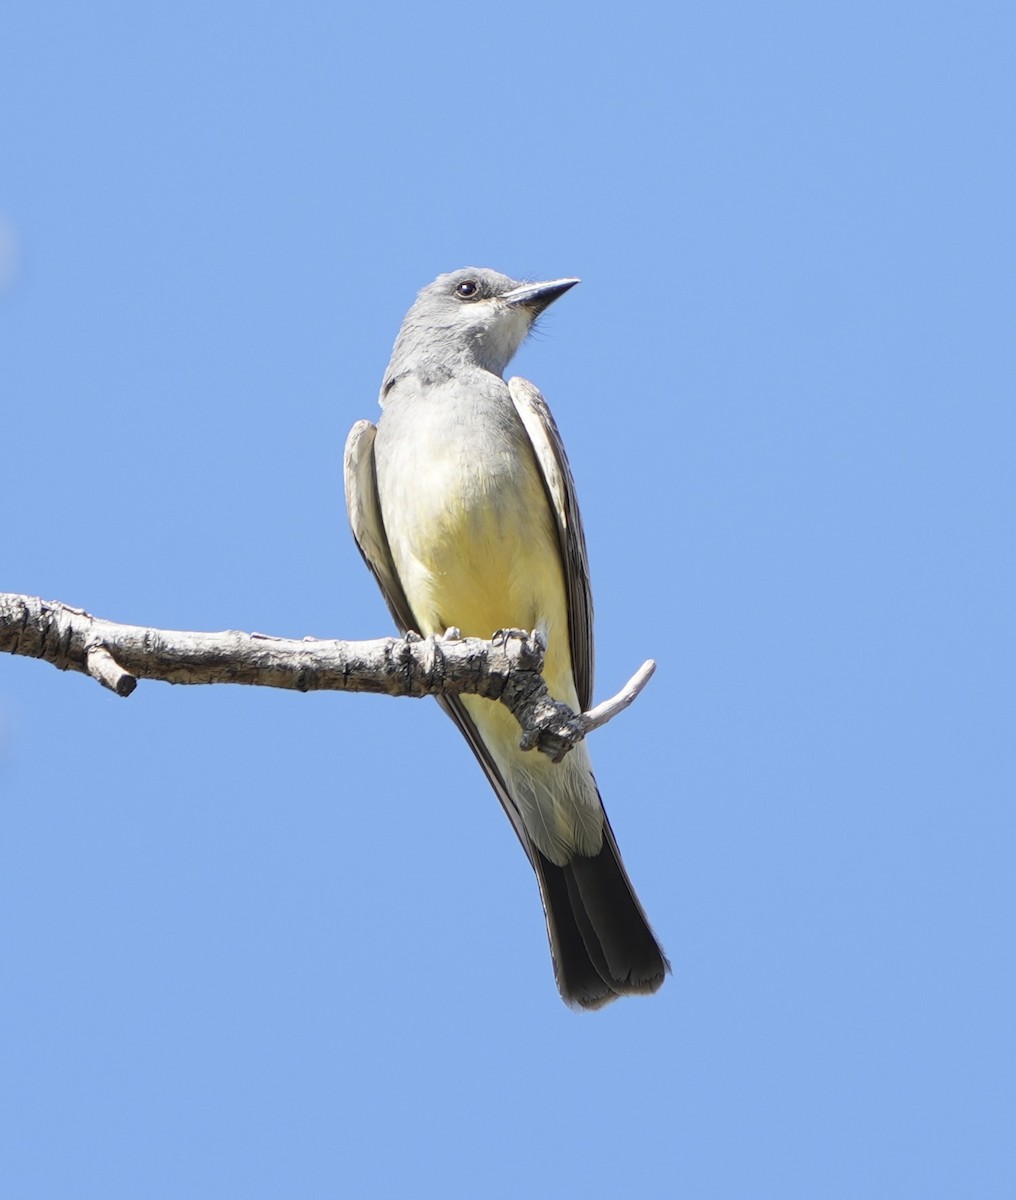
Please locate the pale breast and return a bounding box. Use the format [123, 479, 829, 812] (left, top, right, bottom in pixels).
[374, 378, 573, 697]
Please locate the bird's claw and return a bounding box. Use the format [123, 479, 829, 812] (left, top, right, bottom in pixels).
[491, 627, 529, 649]
[492, 628, 547, 656]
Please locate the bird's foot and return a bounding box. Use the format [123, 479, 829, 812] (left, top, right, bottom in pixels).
[491, 627, 544, 652]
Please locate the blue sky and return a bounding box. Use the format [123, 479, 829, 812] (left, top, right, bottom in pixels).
[2, 3, 1013, 1196]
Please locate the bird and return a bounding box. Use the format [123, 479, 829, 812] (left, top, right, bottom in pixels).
[343, 267, 667, 1008]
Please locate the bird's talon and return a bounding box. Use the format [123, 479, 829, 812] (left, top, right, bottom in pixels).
[491, 627, 529, 648]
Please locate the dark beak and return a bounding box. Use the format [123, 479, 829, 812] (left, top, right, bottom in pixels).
[502, 277, 580, 316]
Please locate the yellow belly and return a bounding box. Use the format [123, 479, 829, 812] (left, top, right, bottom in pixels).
[378, 424, 603, 864]
[391, 450, 578, 709]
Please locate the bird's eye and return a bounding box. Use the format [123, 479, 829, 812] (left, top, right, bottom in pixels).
[455, 280, 480, 300]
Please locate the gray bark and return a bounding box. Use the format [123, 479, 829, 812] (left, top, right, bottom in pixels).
[0, 593, 653, 762]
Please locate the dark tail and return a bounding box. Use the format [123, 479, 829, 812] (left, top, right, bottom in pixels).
[533, 817, 669, 1010]
[434, 694, 667, 1008]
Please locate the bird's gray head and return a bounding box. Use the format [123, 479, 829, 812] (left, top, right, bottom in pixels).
[381, 267, 579, 398]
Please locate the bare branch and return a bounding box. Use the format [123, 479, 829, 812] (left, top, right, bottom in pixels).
[581, 659, 657, 734]
[0, 593, 653, 760]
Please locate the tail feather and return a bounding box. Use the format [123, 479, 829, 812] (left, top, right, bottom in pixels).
[533, 819, 669, 1010]
[435, 694, 667, 1008]
[534, 852, 620, 1009]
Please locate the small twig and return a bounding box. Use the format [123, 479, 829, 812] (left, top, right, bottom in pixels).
[85, 644, 137, 697]
[580, 659, 656, 734]
[516, 659, 656, 762]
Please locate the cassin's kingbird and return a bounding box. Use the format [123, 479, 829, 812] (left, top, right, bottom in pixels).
[344, 268, 667, 1008]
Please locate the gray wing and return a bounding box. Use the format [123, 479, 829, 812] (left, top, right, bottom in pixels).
[508, 376, 595, 711]
[343, 419, 416, 634]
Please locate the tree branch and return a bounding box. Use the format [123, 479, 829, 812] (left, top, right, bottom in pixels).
[0, 593, 654, 761]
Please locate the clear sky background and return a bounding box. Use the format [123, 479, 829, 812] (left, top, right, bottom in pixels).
[2, 3, 1013, 1197]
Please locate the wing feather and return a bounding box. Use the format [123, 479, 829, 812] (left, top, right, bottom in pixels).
[343, 419, 416, 634]
[508, 377, 594, 711]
